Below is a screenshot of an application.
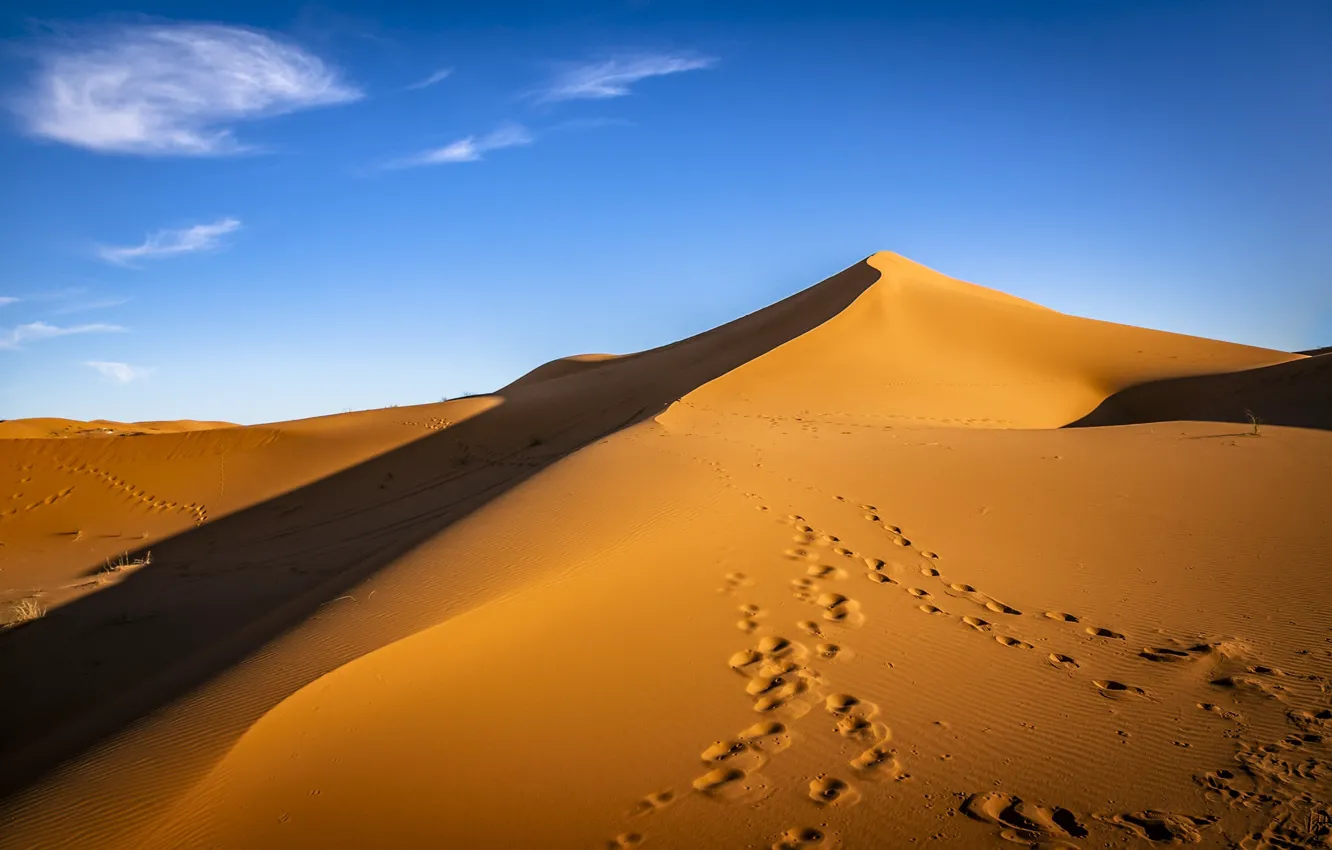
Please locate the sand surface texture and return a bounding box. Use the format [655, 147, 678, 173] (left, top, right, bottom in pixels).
[1, 253, 1329, 849]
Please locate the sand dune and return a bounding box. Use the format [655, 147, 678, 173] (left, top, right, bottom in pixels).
[1, 253, 1328, 849]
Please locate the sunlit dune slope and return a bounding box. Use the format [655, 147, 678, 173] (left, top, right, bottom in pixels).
[0, 418, 235, 440]
[1, 253, 1328, 850]
[663, 252, 1298, 430]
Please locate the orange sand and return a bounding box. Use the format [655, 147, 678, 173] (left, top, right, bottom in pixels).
[0, 253, 1328, 849]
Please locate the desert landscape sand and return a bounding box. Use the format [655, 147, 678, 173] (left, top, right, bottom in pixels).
[1, 252, 1329, 849]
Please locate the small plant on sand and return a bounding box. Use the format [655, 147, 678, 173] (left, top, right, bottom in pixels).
[1244, 409, 1262, 436]
[6, 598, 46, 628]
[101, 550, 152, 573]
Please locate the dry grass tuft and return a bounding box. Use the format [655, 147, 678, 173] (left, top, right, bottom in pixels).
[6, 598, 46, 628]
[101, 550, 153, 573]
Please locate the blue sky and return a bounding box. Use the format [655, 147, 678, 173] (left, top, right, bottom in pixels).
[2, 0, 1329, 424]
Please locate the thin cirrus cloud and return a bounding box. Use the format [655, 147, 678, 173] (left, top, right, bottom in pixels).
[13, 23, 362, 156]
[0, 321, 125, 350]
[406, 67, 454, 91]
[0, 297, 17, 307]
[98, 217, 241, 266]
[388, 123, 532, 168]
[538, 51, 717, 102]
[87, 360, 151, 384]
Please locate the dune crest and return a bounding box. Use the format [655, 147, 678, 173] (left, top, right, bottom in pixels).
[1, 254, 1328, 850]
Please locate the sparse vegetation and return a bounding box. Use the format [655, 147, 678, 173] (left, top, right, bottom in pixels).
[6, 598, 46, 628]
[1245, 409, 1262, 436]
[101, 550, 152, 573]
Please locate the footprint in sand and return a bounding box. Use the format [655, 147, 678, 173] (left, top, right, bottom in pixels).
[630, 790, 676, 816]
[816, 643, 849, 661]
[962, 616, 991, 631]
[808, 776, 860, 807]
[738, 720, 794, 754]
[701, 739, 766, 773]
[850, 742, 903, 778]
[607, 831, 644, 848]
[1047, 653, 1080, 671]
[692, 767, 749, 798]
[995, 635, 1034, 649]
[807, 563, 846, 580]
[961, 792, 1088, 845]
[798, 620, 824, 637]
[825, 693, 878, 720]
[1093, 680, 1148, 699]
[814, 592, 864, 627]
[772, 826, 837, 850]
[984, 600, 1022, 616]
[1101, 811, 1218, 843]
[1044, 611, 1080, 623]
[1085, 626, 1126, 640]
[865, 571, 897, 586]
[918, 603, 945, 615]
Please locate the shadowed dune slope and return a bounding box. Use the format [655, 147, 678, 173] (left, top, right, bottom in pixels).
[1, 253, 1328, 850]
[1071, 350, 1331, 431]
[0, 257, 881, 809]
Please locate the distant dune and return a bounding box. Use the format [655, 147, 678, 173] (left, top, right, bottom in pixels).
[1, 252, 1328, 849]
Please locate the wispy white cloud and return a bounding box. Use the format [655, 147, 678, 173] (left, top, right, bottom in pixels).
[87, 360, 151, 383]
[13, 23, 362, 156]
[99, 217, 241, 265]
[388, 123, 532, 168]
[51, 295, 130, 314]
[1, 321, 125, 350]
[406, 67, 453, 91]
[538, 52, 716, 102]
[0, 297, 17, 308]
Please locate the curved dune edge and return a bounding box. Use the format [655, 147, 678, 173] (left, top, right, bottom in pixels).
[0, 252, 1328, 850]
[0, 418, 237, 440]
[661, 251, 1298, 431]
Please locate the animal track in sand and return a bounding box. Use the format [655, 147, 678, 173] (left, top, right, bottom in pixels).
[1094, 680, 1148, 699]
[1101, 811, 1218, 843]
[772, 826, 837, 850]
[808, 776, 860, 807]
[798, 620, 824, 637]
[1085, 626, 1126, 640]
[961, 792, 1089, 845]
[53, 462, 207, 525]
